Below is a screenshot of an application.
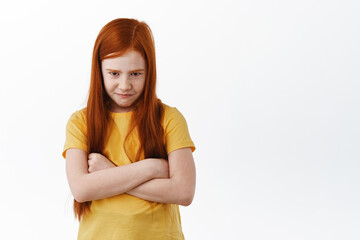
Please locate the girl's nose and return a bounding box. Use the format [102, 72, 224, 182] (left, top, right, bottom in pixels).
[118, 76, 132, 91]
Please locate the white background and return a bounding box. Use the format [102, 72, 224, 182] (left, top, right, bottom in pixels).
[0, 0, 359, 239]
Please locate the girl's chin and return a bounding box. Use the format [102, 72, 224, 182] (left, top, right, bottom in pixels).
[110, 104, 135, 112]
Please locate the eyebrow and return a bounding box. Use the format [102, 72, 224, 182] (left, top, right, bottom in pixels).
[105, 68, 145, 73]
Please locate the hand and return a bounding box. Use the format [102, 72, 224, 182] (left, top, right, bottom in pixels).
[150, 158, 169, 179]
[88, 153, 116, 173]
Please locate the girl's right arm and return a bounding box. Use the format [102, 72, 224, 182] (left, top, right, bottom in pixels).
[65, 148, 168, 202]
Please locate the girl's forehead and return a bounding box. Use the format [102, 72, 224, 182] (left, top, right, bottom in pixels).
[104, 49, 143, 60]
[102, 50, 146, 69]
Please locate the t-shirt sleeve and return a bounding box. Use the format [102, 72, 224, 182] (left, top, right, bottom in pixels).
[62, 110, 88, 159]
[163, 107, 196, 154]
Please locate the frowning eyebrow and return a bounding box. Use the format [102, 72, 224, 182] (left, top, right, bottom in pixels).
[105, 68, 145, 73]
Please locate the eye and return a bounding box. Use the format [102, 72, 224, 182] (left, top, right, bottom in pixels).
[109, 72, 119, 77]
[131, 72, 142, 77]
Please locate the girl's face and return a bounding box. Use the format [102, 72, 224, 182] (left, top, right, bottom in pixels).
[101, 50, 146, 113]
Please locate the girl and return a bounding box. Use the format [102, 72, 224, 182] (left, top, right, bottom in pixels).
[62, 18, 196, 239]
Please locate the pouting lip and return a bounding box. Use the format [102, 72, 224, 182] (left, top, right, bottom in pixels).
[115, 93, 133, 96]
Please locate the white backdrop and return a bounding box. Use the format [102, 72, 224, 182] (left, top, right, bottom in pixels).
[0, 0, 359, 239]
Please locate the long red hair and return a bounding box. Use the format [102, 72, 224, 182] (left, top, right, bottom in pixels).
[74, 18, 168, 221]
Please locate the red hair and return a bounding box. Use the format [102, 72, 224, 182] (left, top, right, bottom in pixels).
[74, 18, 168, 221]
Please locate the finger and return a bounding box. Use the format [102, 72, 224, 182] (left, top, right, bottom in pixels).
[88, 153, 99, 159]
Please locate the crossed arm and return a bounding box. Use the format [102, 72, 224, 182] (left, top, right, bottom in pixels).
[65, 147, 196, 206]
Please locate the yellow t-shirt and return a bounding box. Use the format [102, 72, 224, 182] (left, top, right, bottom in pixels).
[62, 104, 195, 240]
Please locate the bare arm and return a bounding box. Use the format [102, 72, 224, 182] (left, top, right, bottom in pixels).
[127, 147, 196, 206]
[65, 148, 168, 203]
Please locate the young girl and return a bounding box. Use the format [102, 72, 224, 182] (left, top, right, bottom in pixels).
[62, 18, 196, 239]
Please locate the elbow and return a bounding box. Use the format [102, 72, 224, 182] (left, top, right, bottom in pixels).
[71, 188, 89, 203]
[180, 196, 193, 206]
[73, 192, 88, 203]
[178, 188, 195, 206]
[69, 179, 90, 203]
[173, 178, 195, 206]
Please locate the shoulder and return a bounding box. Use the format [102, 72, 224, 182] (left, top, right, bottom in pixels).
[162, 103, 185, 119]
[160, 102, 190, 133]
[66, 107, 87, 129]
[161, 103, 187, 126]
[160, 102, 196, 153]
[68, 107, 87, 121]
[63, 108, 88, 158]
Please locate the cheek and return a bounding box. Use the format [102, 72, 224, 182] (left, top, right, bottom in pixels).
[103, 78, 115, 93]
[135, 78, 146, 92]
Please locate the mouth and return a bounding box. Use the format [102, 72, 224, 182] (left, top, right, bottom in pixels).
[116, 93, 133, 98]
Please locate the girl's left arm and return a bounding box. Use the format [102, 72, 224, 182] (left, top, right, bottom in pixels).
[127, 147, 196, 206]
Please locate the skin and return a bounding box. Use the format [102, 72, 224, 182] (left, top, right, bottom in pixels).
[101, 50, 146, 113]
[86, 147, 196, 206]
[66, 149, 169, 202]
[65, 50, 196, 206]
